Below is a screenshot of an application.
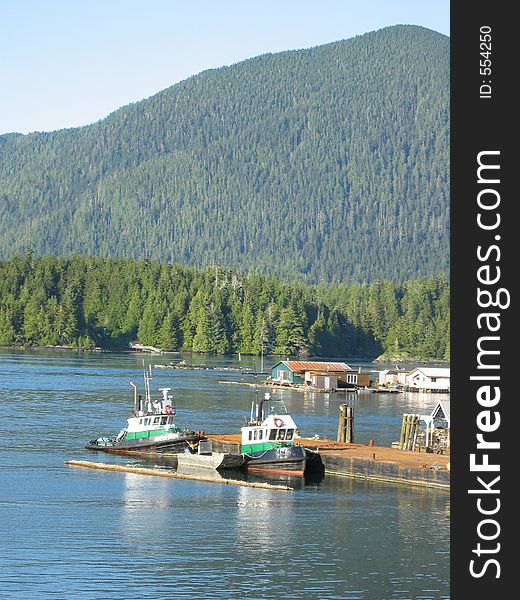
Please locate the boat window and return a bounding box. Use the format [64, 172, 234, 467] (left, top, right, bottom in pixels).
[258, 430, 263, 440]
[253, 430, 258, 440]
[145, 418, 150, 425]
[139, 418, 143, 425]
[248, 431, 253, 441]
[285, 429, 294, 440]
[269, 429, 277, 441]
[277, 429, 286, 440]
[153, 417, 160, 424]
[160, 416, 167, 425]
[167, 416, 173, 424]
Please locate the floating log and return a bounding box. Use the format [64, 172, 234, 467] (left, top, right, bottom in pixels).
[65, 460, 292, 491]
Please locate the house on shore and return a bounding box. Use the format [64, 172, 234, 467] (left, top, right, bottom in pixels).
[270, 361, 371, 390]
[378, 368, 410, 388]
[405, 367, 450, 393]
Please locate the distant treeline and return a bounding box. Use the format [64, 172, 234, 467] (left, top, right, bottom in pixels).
[0, 255, 450, 360]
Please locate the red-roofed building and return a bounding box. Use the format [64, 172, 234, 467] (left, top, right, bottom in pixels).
[270, 360, 351, 385]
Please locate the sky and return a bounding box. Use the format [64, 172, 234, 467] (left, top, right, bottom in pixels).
[1, 0, 450, 135]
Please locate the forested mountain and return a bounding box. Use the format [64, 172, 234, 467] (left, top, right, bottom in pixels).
[0, 25, 448, 283]
[0, 255, 450, 360]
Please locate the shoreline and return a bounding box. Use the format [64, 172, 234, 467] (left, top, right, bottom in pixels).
[0, 345, 449, 365]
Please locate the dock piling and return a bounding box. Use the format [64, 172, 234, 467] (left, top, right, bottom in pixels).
[399, 414, 421, 451]
[337, 404, 354, 443]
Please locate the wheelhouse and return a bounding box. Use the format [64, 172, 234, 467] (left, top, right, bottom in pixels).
[240, 393, 298, 454]
[119, 383, 182, 442]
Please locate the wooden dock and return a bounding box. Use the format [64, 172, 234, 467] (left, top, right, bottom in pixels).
[218, 380, 362, 393]
[206, 434, 450, 490]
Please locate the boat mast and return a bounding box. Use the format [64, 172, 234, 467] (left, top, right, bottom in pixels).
[260, 392, 270, 423]
[143, 362, 152, 413]
[253, 369, 261, 424]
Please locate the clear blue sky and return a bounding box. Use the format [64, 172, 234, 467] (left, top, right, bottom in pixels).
[1, 0, 449, 135]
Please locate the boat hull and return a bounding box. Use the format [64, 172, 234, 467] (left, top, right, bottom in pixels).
[303, 447, 325, 473]
[85, 432, 201, 455]
[242, 444, 307, 476]
[176, 452, 244, 471]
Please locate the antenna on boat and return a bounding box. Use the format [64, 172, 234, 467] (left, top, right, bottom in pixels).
[253, 365, 261, 424]
[261, 392, 271, 421]
[143, 360, 152, 413]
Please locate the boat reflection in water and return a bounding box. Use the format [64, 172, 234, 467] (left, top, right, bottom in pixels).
[234, 484, 297, 554]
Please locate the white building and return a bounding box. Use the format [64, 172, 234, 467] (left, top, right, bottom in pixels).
[378, 368, 409, 387]
[406, 367, 450, 392]
[420, 399, 450, 452]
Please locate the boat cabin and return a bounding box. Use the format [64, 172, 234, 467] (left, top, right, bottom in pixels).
[120, 387, 181, 441]
[240, 393, 298, 454]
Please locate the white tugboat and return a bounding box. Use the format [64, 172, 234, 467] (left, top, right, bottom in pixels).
[85, 367, 202, 454]
[240, 392, 321, 476]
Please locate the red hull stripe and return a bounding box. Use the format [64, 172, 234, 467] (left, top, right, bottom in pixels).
[246, 466, 305, 477]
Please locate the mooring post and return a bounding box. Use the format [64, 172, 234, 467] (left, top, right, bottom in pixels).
[337, 404, 354, 443]
[337, 403, 347, 442]
[399, 414, 407, 450]
[408, 416, 417, 451]
[411, 416, 420, 451]
[345, 405, 354, 443]
[404, 415, 412, 450]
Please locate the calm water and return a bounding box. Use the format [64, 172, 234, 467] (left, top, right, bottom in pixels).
[0, 350, 449, 599]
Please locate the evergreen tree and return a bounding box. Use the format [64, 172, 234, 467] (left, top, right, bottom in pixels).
[0, 255, 451, 359]
[157, 311, 180, 351]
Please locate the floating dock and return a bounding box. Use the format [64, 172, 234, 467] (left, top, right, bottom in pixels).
[218, 380, 362, 393]
[207, 435, 450, 490]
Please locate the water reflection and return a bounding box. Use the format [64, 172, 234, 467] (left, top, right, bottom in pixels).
[0, 350, 450, 599]
[234, 485, 296, 554]
[121, 472, 173, 542]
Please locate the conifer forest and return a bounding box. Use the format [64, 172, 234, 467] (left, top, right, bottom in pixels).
[0, 255, 449, 360]
[0, 26, 450, 360]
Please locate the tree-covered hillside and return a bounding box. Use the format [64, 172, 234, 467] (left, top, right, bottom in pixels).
[0, 255, 450, 360]
[0, 25, 449, 283]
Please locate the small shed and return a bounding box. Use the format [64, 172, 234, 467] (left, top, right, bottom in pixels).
[379, 368, 410, 387]
[307, 371, 339, 390]
[421, 399, 451, 453]
[339, 370, 371, 388]
[399, 399, 451, 453]
[270, 361, 351, 384]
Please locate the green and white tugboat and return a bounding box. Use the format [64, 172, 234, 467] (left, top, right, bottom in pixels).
[85, 367, 202, 454]
[240, 392, 322, 476]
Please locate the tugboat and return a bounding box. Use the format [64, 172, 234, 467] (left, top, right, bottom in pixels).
[85, 367, 202, 454]
[240, 392, 320, 476]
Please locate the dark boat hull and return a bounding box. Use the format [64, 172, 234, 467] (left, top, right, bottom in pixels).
[303, 447, 325, 473]
[242, 444, 307, 476]
[85, 432, 201, 455]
